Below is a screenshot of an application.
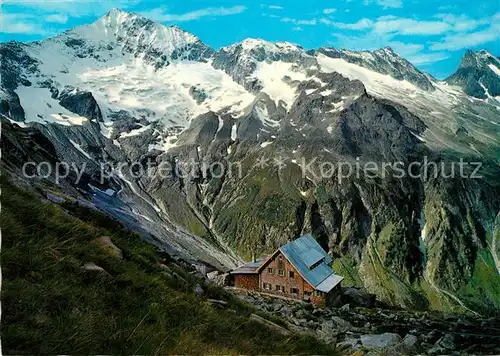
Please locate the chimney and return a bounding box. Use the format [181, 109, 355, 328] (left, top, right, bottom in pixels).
[252, 251, 256, 263]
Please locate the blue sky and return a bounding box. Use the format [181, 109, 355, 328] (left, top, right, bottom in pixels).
[0, 0, 498, 78]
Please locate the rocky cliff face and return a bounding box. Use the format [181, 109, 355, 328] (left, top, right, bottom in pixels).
[1, 9, 499, 315]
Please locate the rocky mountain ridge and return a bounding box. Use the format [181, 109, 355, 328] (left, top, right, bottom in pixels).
[446, 49, 500, 99]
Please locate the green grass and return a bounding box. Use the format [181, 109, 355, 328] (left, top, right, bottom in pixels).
[458, 246, 500, 315]
[332, 255, 362, 288]
[1, 179, 335, 355]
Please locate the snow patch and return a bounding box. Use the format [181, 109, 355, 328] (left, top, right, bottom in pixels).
[488, 64, 500, 77]
[120, 125, 150, 138]
[231, 123, 238, 141]
[252, 61, 307, 106]
[15, 86, 89, 126]
[216, 115, 224, 134]
[69, 139, 92, 159]
[411, 132, 426, 142]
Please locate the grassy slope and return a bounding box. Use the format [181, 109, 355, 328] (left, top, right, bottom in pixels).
[1, 179, 334, 355]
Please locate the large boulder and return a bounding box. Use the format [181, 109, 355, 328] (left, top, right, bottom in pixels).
[82, 262, 110, 278]
[361, 333, 402, 349]
[331, 316, 353, 332]
[402, 334, 419, 351]
[206, 271, 231, 286]
[429, 333, 456, 354]
[341, 288, 376, 307]
[93, 236, 123, 259]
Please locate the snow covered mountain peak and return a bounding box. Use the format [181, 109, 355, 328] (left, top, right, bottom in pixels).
[236, 38, 302, 53]
[2, 12, 499, 163]
[220, 37, 308, 64]
[316, 46, 435, 91]
[446, 49, 500, 99]
[65, 9, 212, 67]
[213, 37, 316, 95]
[458, 49, 499, 69]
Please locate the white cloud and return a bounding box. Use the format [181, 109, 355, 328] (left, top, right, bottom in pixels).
[323, 18, 374, 30]
[281, 17, 317, 26]
[298, 19, 317, 25]
[430, 22, 500, 51]
[292, 26, 303, 31]
[364, 0, 403, 9]
[320, 10, 498, 65]
[373, 16, 451, 35]
[322, 8, 336, 15]
[387, 41, 424, 56]
[45, 14, 69, 24]
[321, 16, 451, 35]
[268, 5, 283, 10]
[407, 52, 449, 65]
[330, 32, 392, 51]
[376, 0, 403, 9]
[435, 13, 489, 32]
[0, 13, 48, 34]
[141, 5, 247, 22]
[262, 13, 280, 18]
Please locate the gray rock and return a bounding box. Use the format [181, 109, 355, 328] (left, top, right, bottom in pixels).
[435, 333, 455, 350]
[422, 330, 440, 343]
[93, 236, 123, 259]
[402, 334, 419, 353]
[361, 333, 402, 349]
[194, 284, 204, 295]
[331, 316, 353, 332]
[336, 337, 361, 351]
[189, 86, 208, 104]
[206, 270, 220, 279]
[317, 321, 338, 344]
[294, 308, 310, 320]
[279, 306, 292, 318]
[82, 262, 108, 276]
[342, 288, 377, 308]
[340, 304, 350, 313]
[206, 271, 231, 286]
